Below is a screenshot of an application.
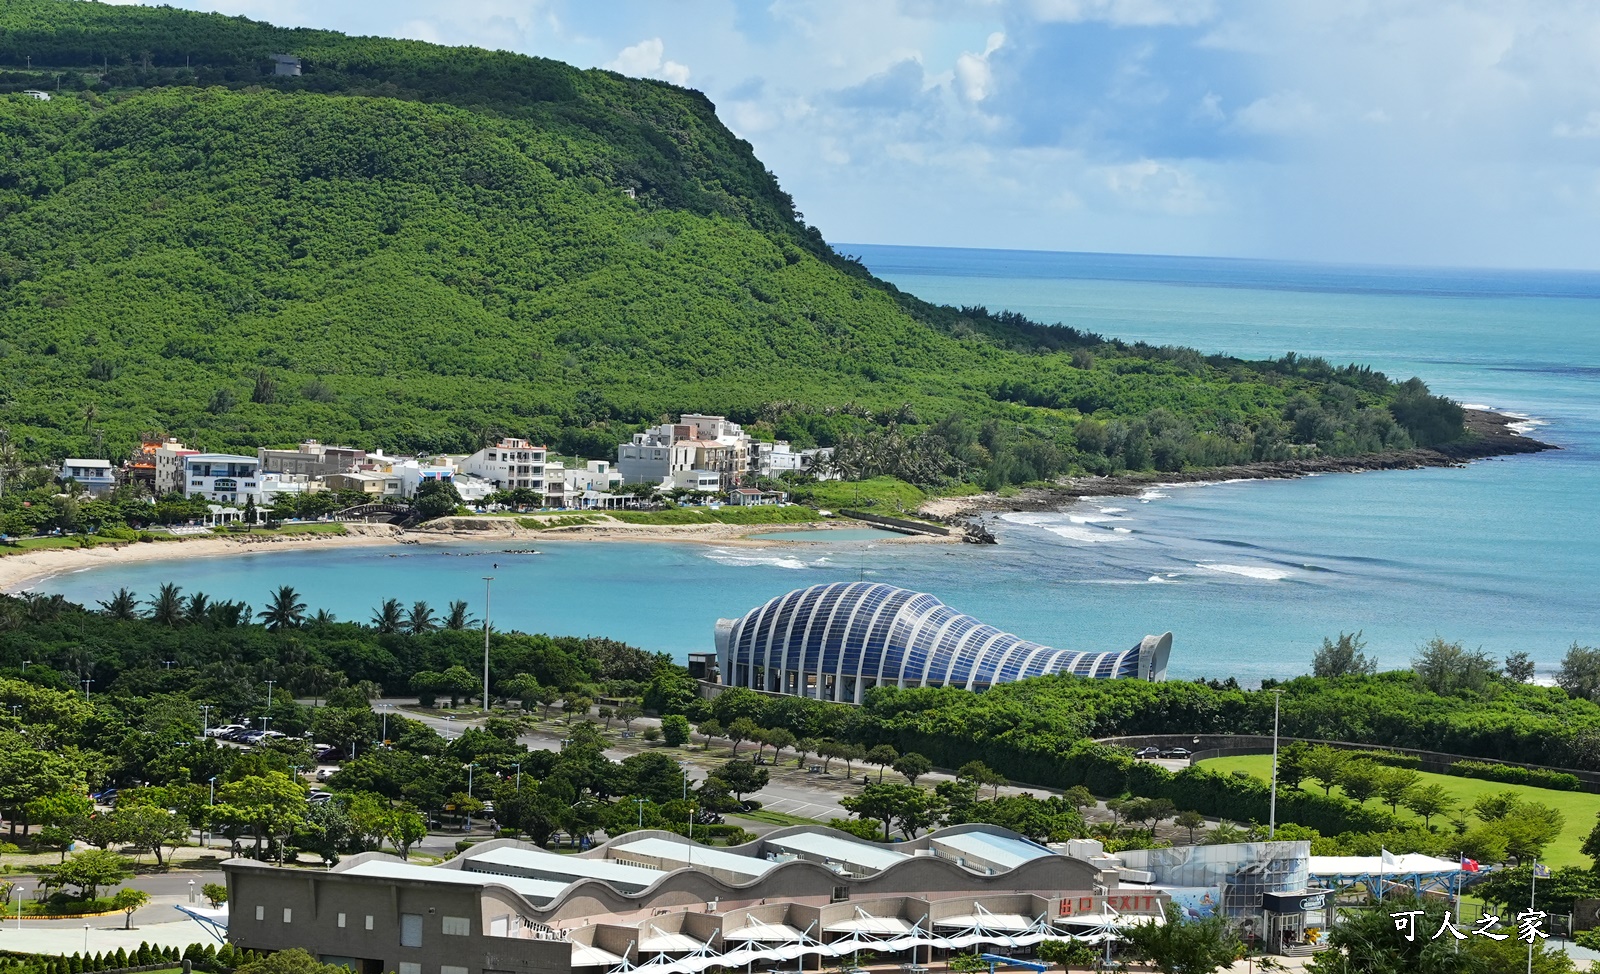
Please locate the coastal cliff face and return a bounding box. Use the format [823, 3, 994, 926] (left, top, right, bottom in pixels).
[0, 0, 1469, 489]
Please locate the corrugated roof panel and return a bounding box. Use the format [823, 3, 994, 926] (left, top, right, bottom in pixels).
[764, 831, 911, 871]
[931, 831, 1055, 871]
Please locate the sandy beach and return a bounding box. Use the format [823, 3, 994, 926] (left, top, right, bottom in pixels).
[0, 516, 949, 594]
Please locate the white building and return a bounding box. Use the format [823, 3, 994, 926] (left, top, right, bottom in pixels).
[453, 474, 497, 505]
[58, 458, 117, 497]
[153, 438, 198, 495]
[459, 438, 547, 496]
[389, 457, 460, 499]
[22, 90, 51, 101]
[565, 459, 622, 495]
[751, 441, 836, 480]
[617, 414, 750, 488]
[182, 454, 263, 504]
[671, 469, 721, 493]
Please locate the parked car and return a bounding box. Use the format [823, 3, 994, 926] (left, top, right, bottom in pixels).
[695, 811, 724, 825]
[307, 791, 333, 804]
[315, 767, 338, 781]
[91, 788, 119, 804]
[1159, 747, 1192, 759]
[207, 724, 246, 738]
[1134, 747, 1161, 760]
[481, 801, 495, 815]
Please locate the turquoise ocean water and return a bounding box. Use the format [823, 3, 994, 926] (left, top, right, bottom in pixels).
[28, 247, 1600, 683]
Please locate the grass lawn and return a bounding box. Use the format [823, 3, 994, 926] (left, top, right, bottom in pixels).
[1200, 755, 1600, 868]
[604, 506, 820, 526]
[789, 476, 927, 512]
[216, 523, 347, 536]
[732, 809, 826, 828]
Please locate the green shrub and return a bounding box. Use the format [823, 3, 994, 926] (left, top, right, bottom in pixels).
[1449, 760, 1580, 791]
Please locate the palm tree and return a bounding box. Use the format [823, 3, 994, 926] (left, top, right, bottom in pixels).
[444, 601, 477, 630]
[209, 600, 252, 628]
[258, 585, 307, 631]
[147, 583, 184, 626]
[404, 601, 436, 635]
[310, 608, 338, 627]
[185, 592, 212, 625]
[370, 598, 405, 634]
[97, 588, 139, 620]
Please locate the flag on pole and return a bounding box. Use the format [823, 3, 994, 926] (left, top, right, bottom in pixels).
[1381, 848, 1400, 870]
[1534, 863, 1551, 879]
[1461, 857, 1480, 872]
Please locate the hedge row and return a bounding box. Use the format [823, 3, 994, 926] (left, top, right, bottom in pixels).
[880, 725, 1398, 835]
[1449, 760, 1581, 792]
[0, 942, 259, 974]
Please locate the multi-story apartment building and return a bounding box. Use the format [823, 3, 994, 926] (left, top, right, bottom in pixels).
[459, 438, 546, 495]
[258, 440, 366, 478]
[182, 454, 263, 504]
[58, 459, 117, 497]
[616, 414, 750, 489]
[153, 438, 199, 495]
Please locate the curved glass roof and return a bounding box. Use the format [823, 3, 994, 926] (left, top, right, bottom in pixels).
[716, 582, 1169, 702]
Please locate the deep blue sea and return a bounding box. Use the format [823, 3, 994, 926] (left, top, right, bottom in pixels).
[27, 246, 1600, 684]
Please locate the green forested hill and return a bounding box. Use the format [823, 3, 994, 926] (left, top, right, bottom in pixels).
[0, 0, 1463, 485]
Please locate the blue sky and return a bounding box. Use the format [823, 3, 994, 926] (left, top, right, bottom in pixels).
[120, 1, 1600, 268]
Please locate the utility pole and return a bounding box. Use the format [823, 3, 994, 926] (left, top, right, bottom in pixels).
[81, 678, 92, 700]
[1268, 688, 1283, 839]
[482, 577, 494, 714]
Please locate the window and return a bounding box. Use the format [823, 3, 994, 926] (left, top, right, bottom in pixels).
[365, 915, 375, 931]
[400, 913, 424, 948]
[255, 906, 265, 921]
[442, 917, 471, 936]
[283, 908, 293, 923]
[831, 886, 850, 903]
[441, 966, 468, 974]
[337, 913, 346, 929]
[399, 965, 421, 974]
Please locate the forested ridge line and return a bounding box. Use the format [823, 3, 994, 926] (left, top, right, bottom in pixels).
[0, 0, 1467, 492]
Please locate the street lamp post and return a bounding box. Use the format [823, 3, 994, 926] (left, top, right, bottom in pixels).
[80, 678, 92, 700]
[200, 704, 212, 741]
[634, 797, 647, 828]
[1268, 688, 1284, 839]
[264, 679, 276, 720]
[188, 880, 196, 905]
[482, 576, 494, 715]
[207, 776, 217, 848]
[514, 762, 523, 792]
[381, 703, 391, 746]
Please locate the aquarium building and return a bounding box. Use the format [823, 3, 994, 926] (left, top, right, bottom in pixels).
[714, 581, 1171, 703]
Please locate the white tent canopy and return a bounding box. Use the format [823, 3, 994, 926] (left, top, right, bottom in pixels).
[825, 909, 918, 936]
[724, 920, 808, 943]
[638, 927, 707, 953]
[573, 945, 628, 967]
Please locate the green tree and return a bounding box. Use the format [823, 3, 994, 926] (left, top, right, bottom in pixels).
[865, 743, 899, 782]
[660, 714, 690, 747]
[1336, 760, 1383, 805]
[892, 752, 933, 785]
[1504, 651, 1537, 683]
[1412, 637, 1498, 695]
[1312, 630, 1378, 677]
[718, 759, 769, 802]
[1035, 939, 1096, 971]
[109, 805, 189, 867]
[1120, 903, 1242, 974]
[726, 717, 760, 754]
[111, 888, 149, 929]
[438, 666, 478, 708]
[97, 588, 139, 620]
[957, 760, 1006, 797]
[147, 583, 184, 626]
[1401, 784, 1454, 829]
[1302, 745, 1349, 796]
[1374, 767, 1422, 815]
[412, 480, 463, 521]
[370, 599, 405, 634]
[215, 773, 307, 861]
[258, 586, 306, 631]
[201, 883, 228, 908]
[44, 849, 132, 901]
[403, 601, 436, 636]
[841, 782, 942, 840]
[1557, 643, 1600, 701]
[1175, 810, 1207, 844]
[235, 948, 353, 974]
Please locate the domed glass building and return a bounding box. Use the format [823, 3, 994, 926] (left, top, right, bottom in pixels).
[714, 581, 1171, 703]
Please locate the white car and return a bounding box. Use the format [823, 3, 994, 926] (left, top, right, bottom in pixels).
[315, 767, 338, 781]
[208, 724, 245, 738]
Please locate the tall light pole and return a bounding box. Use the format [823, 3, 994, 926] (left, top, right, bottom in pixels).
[481, 577, 494, 714]
[207, 776, 217, 848]
[514, 762, 523, 792]
[80, 678, 92, 700]
[381, 703, 391, 745]
[634, 797, 647, 828]
[1268, 688, 1284, 839]
[200, 704, 212, 741]
[264, 679, 277, 719]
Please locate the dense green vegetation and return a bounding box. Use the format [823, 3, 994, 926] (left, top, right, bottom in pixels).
[0, 0, 1466, 491]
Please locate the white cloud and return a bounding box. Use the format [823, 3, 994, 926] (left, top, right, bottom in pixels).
[605, 37, 691, 86]
[1232, 91, 1321, 136]
[1553, 111, 1600, 139]
[1098, 159, 1216, 214]
[1028, 0, 1216, 28]
[953, 31, 1005, 102]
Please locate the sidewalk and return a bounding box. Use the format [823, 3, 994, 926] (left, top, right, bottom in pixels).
[0, 917, 216, 956]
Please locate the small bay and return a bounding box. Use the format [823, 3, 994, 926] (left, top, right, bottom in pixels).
[33, 247, 1600, 683]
